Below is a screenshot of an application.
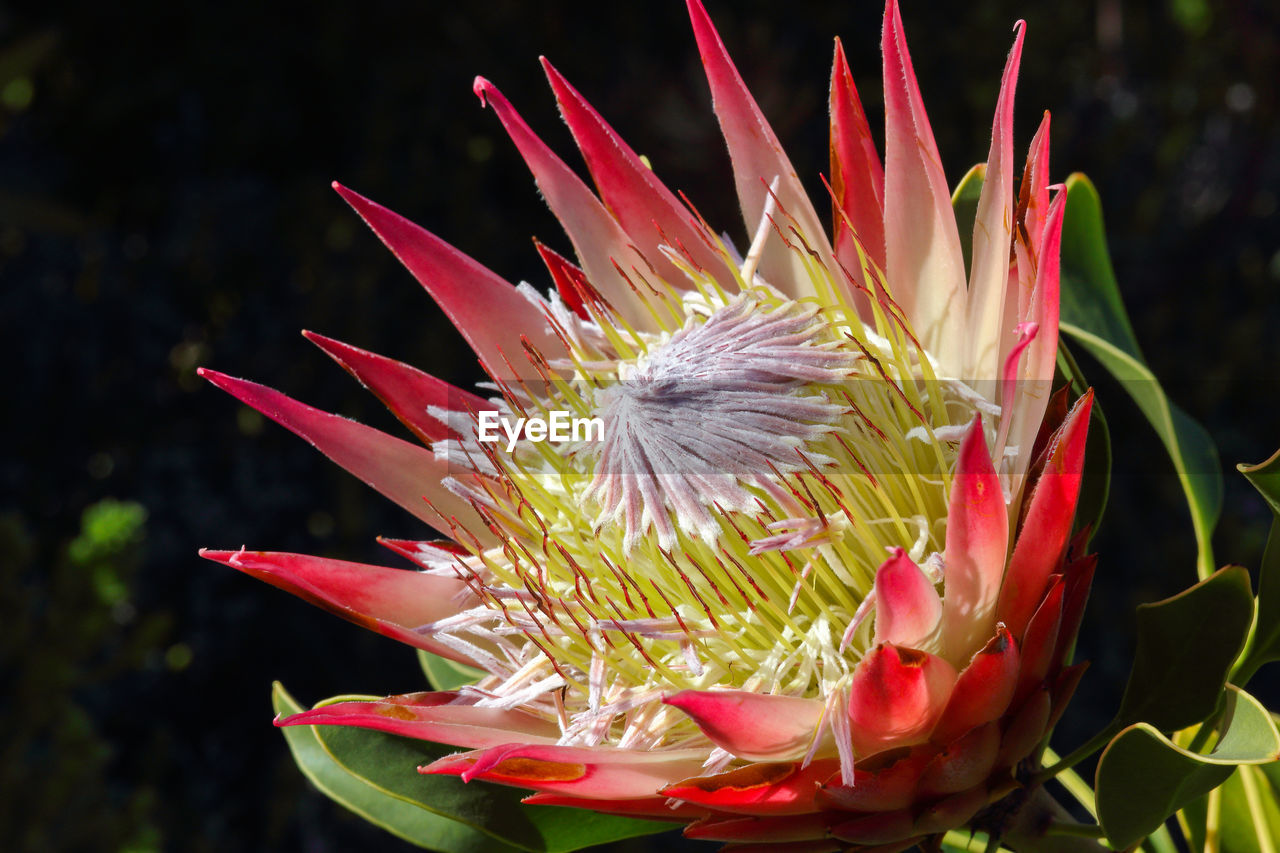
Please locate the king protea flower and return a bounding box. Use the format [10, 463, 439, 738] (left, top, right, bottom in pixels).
[201, 1, 1096, 849]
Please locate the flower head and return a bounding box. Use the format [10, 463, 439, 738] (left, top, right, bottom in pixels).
[201, 1, 1095, 848]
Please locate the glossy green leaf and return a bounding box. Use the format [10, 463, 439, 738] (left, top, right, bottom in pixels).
[1115, 566, 1253, 732]
[277, 683, 673, 852]
[1058, 172, 1222, 578]
[1181, 763, 1280, 853]
[1235, 450, 1280, 683]
[1097, 685, 1280, 849]
[417, 648, 486, 691]
[273, 682, 511, 852]
[951, 162, 986, 274]
[1240, 449, 1280, 516]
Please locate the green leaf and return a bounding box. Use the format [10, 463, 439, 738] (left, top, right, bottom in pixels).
[277, 684, 673, 852]
[1096, 685, 1280, 849]
[1234, 449, 1280, 685]
[951, 162, 986, 274]
[417, 649, 486, 691]
[1115, 566, 1253, 732]
[1181, 763, 1280, 853]
[272, 682, 511, 852]
[1058, 172, 1222, 578]
[1240, 449, 1280, 516]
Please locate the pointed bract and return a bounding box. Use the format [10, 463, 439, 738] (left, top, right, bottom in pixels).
[872, 549, 943, 649]
[685, 0, 839, 299]
[521, 792, 709, 821]
[829, 38, 886, 275]
[474, 77, 660, 329]
[684, 811, 841, 843]
[881, 0, 966, 366]
[333, 183, 563, 382]
[998, 390, 1093, 639]
[198, 369, 486, 535]
[664, 690, 826, 762]
[1006, 190, 1067, 485]
[304, 331, 487, 445]
[423, 744, 707, 800]
[965, 23, 1025, 381]
[662, 760, 837, 816]
[941, 417, 1009, 662]
[276, 692, 561, 749]
[541, 58, 735, 291]
[932, 625, 1020, 743]
[199, 549, 475, 662]
[848, 645, 957, 755]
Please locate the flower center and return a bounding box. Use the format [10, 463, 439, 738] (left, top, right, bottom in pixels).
[429, 265, 993, 748]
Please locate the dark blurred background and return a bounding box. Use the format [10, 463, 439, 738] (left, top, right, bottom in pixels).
[2, 0, 1277, 850]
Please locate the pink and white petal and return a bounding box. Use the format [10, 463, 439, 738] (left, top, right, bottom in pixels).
[941, 416, 1009, 663]
[423, 744, 707, 800]
[999, 112, 1049, 378]
[198, 370, 487, 536]
[199, 549, 475, 662]
[1017, 112, 1053, 285]
[685, 0, 838, 299]
[473, 78, 660, 330]
[872, 548, 942, 649]
[829, 37, 885, 274]
[965, 23, 1024, 381]
[848, 645, 957, 756]
[541, 59, 734, 291]
[521, 792, 708, 821]
[995, 322, 1039, 461]
[276, 692, 561, 749]
[1005, 190, 1067, 486]
[932, 624, 1020, 744]
[662, 689, 825, 762]
[997, 389, 1092, 639]
[303, 331, 487, 445]
[332, 183, 563, 381]
[881, 0, 966, 367]
[661, 759, 838, 816]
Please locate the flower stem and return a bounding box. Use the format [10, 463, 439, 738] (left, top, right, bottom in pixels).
[1034, 724, 1121, 784]
[1042, 746, 1097, 817]
[1004, 787, 1109, 853]
[1205, 783, 1223, 853]
[1143, 821, 1181, 853]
